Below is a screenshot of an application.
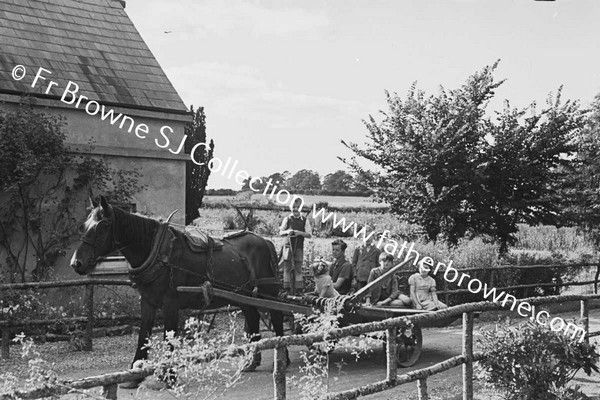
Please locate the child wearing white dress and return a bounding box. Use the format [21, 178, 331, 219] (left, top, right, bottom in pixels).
[409, 259, 448, 311]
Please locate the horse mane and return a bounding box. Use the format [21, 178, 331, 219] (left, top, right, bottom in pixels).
[83, 208, 100, 231]
[111, 206, 159, 244]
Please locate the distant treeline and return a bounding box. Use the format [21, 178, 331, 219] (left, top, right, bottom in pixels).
[201, 199, 389, 214]
[205, 188, 373, 197]
[206, 188, 239, 196]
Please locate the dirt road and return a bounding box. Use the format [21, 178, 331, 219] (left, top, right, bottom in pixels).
[92, 309, 600, 400]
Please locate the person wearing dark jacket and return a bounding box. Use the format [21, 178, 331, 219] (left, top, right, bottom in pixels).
[279, 198, 311, 295]
[330, 239, 353, 295]
[352, 235, 381, 290]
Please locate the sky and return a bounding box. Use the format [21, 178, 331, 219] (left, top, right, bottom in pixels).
[125, 0, 600, 189]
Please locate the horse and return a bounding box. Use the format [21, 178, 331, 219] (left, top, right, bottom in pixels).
[70, 195, 286, 388]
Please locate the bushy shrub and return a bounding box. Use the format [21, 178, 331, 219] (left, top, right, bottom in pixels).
[143, 313, 250, 396]
[477, 321, 599, 400]
[501, 250, 581, 297]
[0, 289, 80, 334]
[252, 211, 283, 236]
[515, 224, 593, 253]
[290, 303, 378, 400]
[222, 214, 236, 230]
[389, 238, 501, 305]
[0, 286, 140, 341]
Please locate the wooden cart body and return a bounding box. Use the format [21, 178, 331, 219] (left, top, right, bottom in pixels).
[178, 286, 459, 367]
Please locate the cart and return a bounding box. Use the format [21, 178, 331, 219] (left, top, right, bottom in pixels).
[178, 281, 459, 368]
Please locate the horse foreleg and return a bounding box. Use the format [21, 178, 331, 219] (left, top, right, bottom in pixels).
[120, 300, 157, 389]
[163, 297, 179, 338]
[156, 297, 180, 388]
[241, 306, 262, 372]
[134, 300, 157, 363]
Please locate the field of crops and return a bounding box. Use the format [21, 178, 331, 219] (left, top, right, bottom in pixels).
[197, 196, 598, 269]
[203, 194, 388, 209]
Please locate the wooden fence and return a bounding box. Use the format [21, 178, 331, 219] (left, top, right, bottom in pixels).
[395, 262, 600, 305]
[1, 262, 598, 359]
[1, 292, 600, 400]
[0, 279, 133, 359]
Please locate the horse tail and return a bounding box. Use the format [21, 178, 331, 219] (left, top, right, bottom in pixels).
[265, 239, 279, 279]
[228, 230, 280, 282]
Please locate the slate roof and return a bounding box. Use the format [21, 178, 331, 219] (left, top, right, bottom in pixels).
[0, 0, 188, 113]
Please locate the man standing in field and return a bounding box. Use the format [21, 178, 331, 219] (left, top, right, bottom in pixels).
[352, 235, 381, 290]
[279, 197, 312, 295]
[330, 239, 353, 295]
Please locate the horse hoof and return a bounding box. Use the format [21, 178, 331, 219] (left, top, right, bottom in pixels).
[119, 380, 142, 389]
[242, 352, 262, 372]
[242, 363, 259, 372]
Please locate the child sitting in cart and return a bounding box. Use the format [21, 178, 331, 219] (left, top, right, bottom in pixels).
[365, 253, 412, 307]
[408, 259, 448, 311]
[311, 258, 339, 298]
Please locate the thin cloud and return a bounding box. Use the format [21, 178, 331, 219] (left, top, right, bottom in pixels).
[166, 62, 368, 129]
[132, 0, 329, 38]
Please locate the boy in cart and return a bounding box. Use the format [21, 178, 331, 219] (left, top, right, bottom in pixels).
[364, 253, 412, 307]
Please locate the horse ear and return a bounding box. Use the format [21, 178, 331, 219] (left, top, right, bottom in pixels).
[99, 195, 110, 215]
[89, 196, 99, 209]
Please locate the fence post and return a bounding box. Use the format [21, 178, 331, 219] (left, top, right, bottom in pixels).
[443, 280, 449, 306]
[386, 327, 397, 382]
[417, 378, 429, 399]
[273, 345, 287, 400]
[84, 283, 94, 351]
[581, 299, 589, 344]
[595, 264, 599, 294]
[1, 327, 9, 359]
[462, 312, 474, 400]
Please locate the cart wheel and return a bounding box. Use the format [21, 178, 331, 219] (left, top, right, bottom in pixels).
[395, 324, 422, 367]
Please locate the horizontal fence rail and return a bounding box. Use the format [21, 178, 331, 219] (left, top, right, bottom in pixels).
[0, 279, 133, 290]
[1, 263, 600, 398]
[2, 292, 600, 400]
[1, 262, 599, 358]
[0, 279, 133, 358]
[0, 279, 243, 359]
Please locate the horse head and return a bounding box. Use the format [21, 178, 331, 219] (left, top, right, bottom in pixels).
[70, 195, 118, 275]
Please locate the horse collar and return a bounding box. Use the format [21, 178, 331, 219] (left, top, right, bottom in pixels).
[128, 222, 173, 285]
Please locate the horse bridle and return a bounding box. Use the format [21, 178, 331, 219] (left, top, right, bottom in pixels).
[79, 212, 127, 263]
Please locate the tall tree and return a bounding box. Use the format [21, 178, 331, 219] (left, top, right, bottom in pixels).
[480, 89, 585, 251]
[266, 172, 288, 189]
[184, 106, 214, 225]
[343, 62, 585, 252]
[241, 176, 253, 191]
[561, 94, 600, 246]
[287, 169, 321, 192]
[352, 172, 373, 195]
[0, 102, 144, 282]
[322, 170, 354, 192]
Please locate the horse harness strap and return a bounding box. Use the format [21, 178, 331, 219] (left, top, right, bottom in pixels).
[206, 235, 215, 283]
[129, 225, 278, 291]
[128, 222, 173, 285]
